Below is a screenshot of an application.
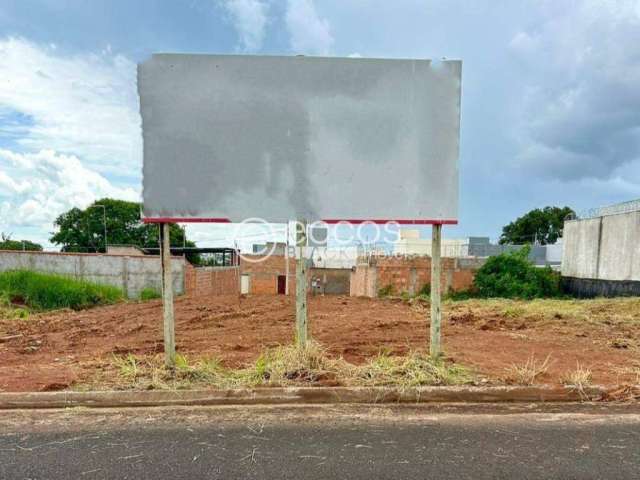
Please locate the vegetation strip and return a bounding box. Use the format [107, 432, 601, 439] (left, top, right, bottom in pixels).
[0, 270, 123, 310]
[0, 385, 610, 409]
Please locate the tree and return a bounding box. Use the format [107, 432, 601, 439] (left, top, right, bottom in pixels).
[499, 206, 575, 245]
[0, 233, 43, 251]
[50, 198, 201, 264]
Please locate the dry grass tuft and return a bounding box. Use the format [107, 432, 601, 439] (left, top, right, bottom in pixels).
[504, 354, 552, 385]
[97, 341, 474, 391]
[446, 297, 640, 327]
[354, 352, 471, 388]
[561, 362, 593, 389]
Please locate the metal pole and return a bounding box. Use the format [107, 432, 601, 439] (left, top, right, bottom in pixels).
[160, 223, 175, 367]
[295, 219, 308, 346]
[430, 223, 442, 358]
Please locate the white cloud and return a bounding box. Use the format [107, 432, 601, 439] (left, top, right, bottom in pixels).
[0, 37, 140, 178]
[285, 0, 333, 55]
[223, 0, 270, 52]
[509, 1, 640, 184]
[0, 37, 142, 246]
[0, 149, 138, 243]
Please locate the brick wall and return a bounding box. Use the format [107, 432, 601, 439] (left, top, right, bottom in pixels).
[241, 255, 297, 295]
[240, 255, 351, 295]
[184, 265, 240, 296]
[350, 255, 484, 297]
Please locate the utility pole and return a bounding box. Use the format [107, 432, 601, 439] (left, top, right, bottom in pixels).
[430, 223, 442, 358]
[295, 219, 308, 347]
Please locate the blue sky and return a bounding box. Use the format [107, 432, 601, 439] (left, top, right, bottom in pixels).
[0, 0, 639, 250]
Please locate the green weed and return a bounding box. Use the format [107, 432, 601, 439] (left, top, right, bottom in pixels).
[0, 270, 123, 310]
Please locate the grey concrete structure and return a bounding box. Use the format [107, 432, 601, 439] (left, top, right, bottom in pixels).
[562, 209, 640, 297]
[139, 54, 461, 223]
[0, 250, 186, 298]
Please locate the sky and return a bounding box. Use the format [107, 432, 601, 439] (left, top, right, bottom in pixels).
[0, 0, 639, 250]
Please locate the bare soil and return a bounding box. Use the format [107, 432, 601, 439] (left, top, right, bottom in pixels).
[1, 295, 638, 392]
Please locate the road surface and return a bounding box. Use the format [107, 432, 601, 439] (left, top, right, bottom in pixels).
[1, 404, 639, 479]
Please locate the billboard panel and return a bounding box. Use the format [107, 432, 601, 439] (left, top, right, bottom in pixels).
[139, 54, 461, 224]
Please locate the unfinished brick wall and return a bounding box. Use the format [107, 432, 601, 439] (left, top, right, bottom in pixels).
[184, 264, 240, 296]
[240, 255, 297, 295]
[240, 255, 351, 295]
[350, 255, 484, 297]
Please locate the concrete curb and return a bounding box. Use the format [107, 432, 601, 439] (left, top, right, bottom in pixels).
[0, 385, 607, 409]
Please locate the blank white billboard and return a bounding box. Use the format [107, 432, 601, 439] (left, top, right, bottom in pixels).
[139, 54, 461, 224]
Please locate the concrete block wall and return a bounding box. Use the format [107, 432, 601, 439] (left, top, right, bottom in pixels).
[349, 255, 484, 298]
[0, 250, 186, 298]
[310, 268, 350, 295]
[562, 211, 640, 282]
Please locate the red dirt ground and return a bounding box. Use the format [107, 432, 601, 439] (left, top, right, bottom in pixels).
[1, 295, 638, 391]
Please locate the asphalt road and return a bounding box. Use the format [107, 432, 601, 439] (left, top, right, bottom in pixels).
[1, 404, 639, 479]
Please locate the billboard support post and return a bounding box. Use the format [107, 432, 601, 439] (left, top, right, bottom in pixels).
[430, 223, 442, 358]
[285, 222, 290, 295]
[160, 222, 176, 367]
[295, 219, 308, 347]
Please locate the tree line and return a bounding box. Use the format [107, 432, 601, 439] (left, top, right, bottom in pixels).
[2, 199, 576, 260]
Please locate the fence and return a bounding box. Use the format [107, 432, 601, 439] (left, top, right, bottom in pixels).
[0, 250, 186, 298]
[562, 208, 640, 297]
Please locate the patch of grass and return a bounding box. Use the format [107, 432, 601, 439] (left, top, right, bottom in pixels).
[505, 354, 552, 385]
[503, 306, 526, 318]
[139, 287, 161, 301]
[0, 292, 29, 321]
[561, 362, 592, 389]
[378, 284, 395, 298]
[355, 351, 472, 388]
[445, 297, 640, 328]
[245, 341, 344, 385]
[0, 270, 123, 310]
[444, 289, 475, 301]
[99, 342, 475, 391]
[112, 353, 139, 380]
[417, 283, 431, 296]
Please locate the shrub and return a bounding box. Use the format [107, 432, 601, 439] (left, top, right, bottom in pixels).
[473, 246, 561, 299]
[139, 287, 161, 301]
[378, 284, 394, 297]
[0, 270, 123, 310]
[418, 283, 431, 296]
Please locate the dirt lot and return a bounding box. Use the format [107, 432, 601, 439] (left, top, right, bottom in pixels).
[1, 295, 639, 391]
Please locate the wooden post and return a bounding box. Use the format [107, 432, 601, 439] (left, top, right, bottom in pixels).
[160, 223, 176, 367]
[430, 223, 442, 358]
[285, 221, 290, 295]
[295, 219, 308, 346]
